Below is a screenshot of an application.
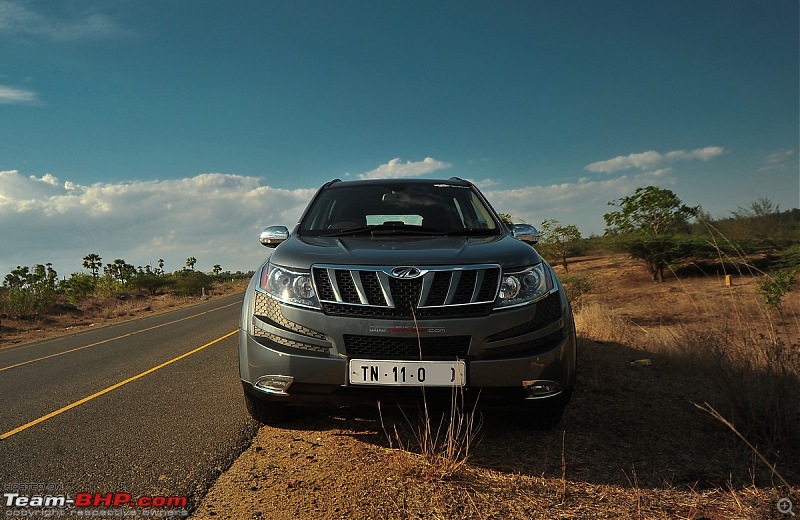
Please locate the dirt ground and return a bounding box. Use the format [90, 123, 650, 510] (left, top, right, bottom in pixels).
[3, 258, 797, 518]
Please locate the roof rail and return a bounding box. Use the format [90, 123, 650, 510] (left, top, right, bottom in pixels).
[448, 176, 470, 184]
[322, 178, 342, 188]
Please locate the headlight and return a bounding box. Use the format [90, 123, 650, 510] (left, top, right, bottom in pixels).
[494, 263, 554, 309]
[258, 263, 320, 309]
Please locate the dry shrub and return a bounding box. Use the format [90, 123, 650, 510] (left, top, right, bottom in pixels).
[573, 302, 637, 345]
[559, 271, 596, 307]
[380, 389, 482, 481]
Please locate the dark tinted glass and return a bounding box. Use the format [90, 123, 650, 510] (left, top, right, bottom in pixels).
[300, 183, 500, 235]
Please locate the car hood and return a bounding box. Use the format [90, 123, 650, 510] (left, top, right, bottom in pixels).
[268, 234, 542, 270]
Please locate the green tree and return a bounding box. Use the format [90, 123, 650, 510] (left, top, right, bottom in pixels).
[130, 272, 175, 296]
[170, 270, 212, 296]
[62, 273, 96, 304]
[186, 257, 197, 271]
[726, 196, 793, 246]
[4, 265, 31, 288]
[731, 196, 779, 219]
[82, 253, 103, 280]
[498, 213, 515, 229]
[604, 186, 698, 282]
[539, 219, 582, 272]
[1, 264, 59, 319]
[108, 259, 135, 285]
[212, 264, 222, 276]
[604, 186, 697, 237]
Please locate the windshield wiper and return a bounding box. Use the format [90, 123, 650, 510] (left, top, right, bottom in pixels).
[320, 225, 499, 238]
[430, 228, 499, 237]
[320, 224, 448, 237]
[319, 225, 376, 237]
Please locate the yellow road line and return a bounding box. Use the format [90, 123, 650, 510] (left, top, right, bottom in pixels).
[0, 330, 237, 441]
[0, 301, 240, 372]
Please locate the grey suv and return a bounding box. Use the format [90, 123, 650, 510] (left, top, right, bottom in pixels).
[239, 178, 576, 427]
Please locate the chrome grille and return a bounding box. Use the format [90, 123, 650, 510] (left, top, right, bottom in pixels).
[312, 264, 500, 319]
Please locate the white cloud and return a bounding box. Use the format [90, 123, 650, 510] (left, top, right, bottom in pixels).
[0, 171, 314, 275]
[466, 178, 499, 189]
[358, 157, 452, 180]
[0, 85, 39, 104]
[663, 146, 725, 161]
[0, 0, 131, 41]
[586, 146, 725, 173]
[760, 149, 796, 173]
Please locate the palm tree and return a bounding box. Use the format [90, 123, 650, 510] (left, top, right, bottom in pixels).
[45, 263, 57, 287]
[186, 257, 197, 271]
[112, 259, 135, 284]
[82, 253, 102, 280]
[212, 264, 222, 276]
[158, 259, 165, 274]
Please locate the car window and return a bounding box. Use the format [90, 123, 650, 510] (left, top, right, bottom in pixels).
[299, 184, 499, 235]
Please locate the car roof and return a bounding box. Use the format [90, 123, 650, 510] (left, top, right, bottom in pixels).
[322, 177, 473, 189]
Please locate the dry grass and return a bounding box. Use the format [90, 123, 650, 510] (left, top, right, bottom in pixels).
[570, 253, 800, 454]
[379, 389, 483, 482]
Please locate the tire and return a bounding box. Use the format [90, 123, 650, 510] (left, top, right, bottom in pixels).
[244, 393, 291, 425]
[527, 404, 566, 430]
[525, 389, 572, 430]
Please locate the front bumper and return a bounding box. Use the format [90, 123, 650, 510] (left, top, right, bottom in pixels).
[239, 290, 577, 408]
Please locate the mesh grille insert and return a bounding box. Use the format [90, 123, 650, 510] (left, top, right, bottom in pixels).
[344, 335, 471, 360]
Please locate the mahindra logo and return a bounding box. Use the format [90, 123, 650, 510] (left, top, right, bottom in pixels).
[390, 266, 422, 279]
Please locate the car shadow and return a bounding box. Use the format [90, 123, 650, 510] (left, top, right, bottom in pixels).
[271, 338, 799, 491]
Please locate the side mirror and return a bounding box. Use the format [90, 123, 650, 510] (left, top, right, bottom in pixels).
[511, 223, 540, 245]
[259, 226, 289, 247]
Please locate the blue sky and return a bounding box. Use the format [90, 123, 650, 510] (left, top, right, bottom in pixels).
[1, 0, 798, 276]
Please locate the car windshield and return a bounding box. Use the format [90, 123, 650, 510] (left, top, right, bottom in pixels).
[299, 183, 502, 237]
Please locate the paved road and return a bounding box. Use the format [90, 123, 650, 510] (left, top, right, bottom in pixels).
[0, 293, 258, 511]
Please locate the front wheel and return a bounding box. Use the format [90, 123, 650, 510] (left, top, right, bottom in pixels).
[527, 404, 566, 430]
[525, 389, 572, 430]
[244, 393, 291, 425]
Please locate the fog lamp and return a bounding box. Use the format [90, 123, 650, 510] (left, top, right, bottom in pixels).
[254, 375, 294, 395]
[521, 380, 561, 399]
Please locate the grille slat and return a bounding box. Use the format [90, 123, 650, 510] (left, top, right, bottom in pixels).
[360, 271, 387, 306]
[312, 265, 500, 320]
[426, 271, 451, 306]
[451, 270, 477, 305]
[335, 270, 361, 304]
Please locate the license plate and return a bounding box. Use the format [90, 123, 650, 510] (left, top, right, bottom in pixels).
[349, 359, 466, 387]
